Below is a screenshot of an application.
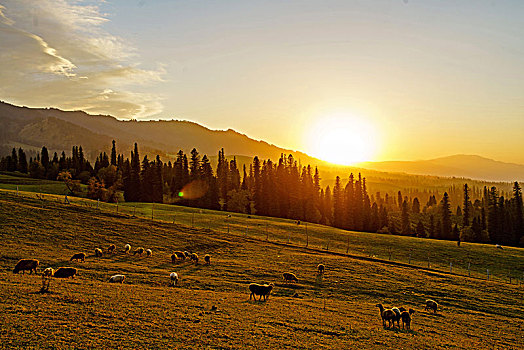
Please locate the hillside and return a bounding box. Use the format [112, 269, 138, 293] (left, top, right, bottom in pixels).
[359, 155, 524, 182]
[1, 190, 523, 349]
[0, 101, 520, 191]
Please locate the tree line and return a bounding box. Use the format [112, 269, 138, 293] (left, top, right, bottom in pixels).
[1, 142, 522, 247]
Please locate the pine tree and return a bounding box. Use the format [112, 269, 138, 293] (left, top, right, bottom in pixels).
[412, 197, 420, 214]
[401, 200, 411, 235]
[333, 176, 344, 228]
[463, 183, 471, 227]
[111, 140, 117, 166]
[488, 186, 500, 243]
[512, 182, 523, 245]
[189, 148, 201, 180]
[416, 220, 426, 238]
[41, 147, 49, 172]
[440, 192, 452, 239]
[17, 148, 28, 173]
[252, 156, 262, 214]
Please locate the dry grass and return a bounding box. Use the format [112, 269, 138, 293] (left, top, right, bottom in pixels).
[0, 191, 523, 349]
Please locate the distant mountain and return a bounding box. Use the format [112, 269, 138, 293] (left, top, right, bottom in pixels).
[358, 155, 524, 182]
[0, 101, 520, 187]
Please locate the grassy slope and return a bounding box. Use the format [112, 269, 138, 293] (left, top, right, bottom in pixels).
[0, 191, 523, 349]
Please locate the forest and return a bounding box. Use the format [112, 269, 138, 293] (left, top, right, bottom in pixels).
[1, 142, 522, 247]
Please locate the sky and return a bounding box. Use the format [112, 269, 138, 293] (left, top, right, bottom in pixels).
[1, 0, 523, 164]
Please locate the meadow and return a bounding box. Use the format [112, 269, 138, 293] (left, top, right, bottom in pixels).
[0, 189, 523, 349]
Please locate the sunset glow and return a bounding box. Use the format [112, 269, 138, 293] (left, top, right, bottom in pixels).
[306, 113, 378, 165]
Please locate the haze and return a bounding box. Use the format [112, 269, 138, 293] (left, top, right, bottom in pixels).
[0, 0, 523, 164]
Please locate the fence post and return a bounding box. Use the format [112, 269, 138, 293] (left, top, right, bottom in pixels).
[287, 230, 290, 244]
[173, 215, 176, 224]
[265, 222, 268, 241]
[468, 262, 471, 277]
[151, 203, 154, 220]
[191, 213, 194, 228]
[388, 247, 392, 261]
[408, 252, 411, 265]
[305, 223, 308, 247]
[346, 236, 350, 254]
[326, 238, 330, 251]
[16, 185, 19, 196]
[486, 269, 490, 281]
[427, 255, 430, 268]
[116, 200, 119, 213]
[449, 261, 453, 273]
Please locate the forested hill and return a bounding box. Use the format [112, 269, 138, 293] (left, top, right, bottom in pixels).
[0, 101, 319, 165]
[0, 101, 521, 189]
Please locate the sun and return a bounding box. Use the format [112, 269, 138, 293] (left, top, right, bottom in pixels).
[305, 112, 378, 165]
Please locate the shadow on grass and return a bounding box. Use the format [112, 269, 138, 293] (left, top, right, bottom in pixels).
[382, 326, 420, 335]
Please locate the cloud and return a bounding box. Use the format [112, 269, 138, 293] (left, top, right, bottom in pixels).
[0, 1, 164, 119]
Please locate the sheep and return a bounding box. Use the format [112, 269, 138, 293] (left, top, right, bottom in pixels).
[109, 274, 126, 284]
[401, 309, 416, 330]
[190, 253, 199, 264]
[249, 283, 273, 301]
[282, 272, 298, 283]
[53, 267, 77, 278]
[391, 307, 402, 328]
[425, 299, 438, 314]
[133, 247, 145, 256]
[496, 244, 504, 250]
[42, 267, 55, 277]
[376, 304, 396, 328]
[170, 272, 179, 287]
[108, 244, 116, 254]
[13, 259, 39, 274]
[146, 249, 152, 257]
[70, 253, 86, 262]
[124, 244, 131, 254]
[95, 248, 103, 257]
[184, 251, 190, 258]
[317, 264, 325, 274]
[173, 251, 186, 261]
[204, 254, 211, 265]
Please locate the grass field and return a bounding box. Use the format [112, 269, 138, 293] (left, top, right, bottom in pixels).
[0, 189, 523, 349]
[0, 173, 86, 197]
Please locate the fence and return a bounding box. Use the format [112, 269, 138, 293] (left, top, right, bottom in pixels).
[2, 188, 523, 287]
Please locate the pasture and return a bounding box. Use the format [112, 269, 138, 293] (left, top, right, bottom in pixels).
[0, 190, 523, 349]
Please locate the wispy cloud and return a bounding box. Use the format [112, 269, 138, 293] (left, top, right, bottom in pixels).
[0, 1, 164, 119]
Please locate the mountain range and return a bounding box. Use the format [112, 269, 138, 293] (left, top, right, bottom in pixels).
[1, 101, 523, 184]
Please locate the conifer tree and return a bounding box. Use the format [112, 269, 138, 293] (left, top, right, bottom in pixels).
[463, 183, 471, 227]
[440, 192, 452, 239]
[17, 148, 28, 173]
[110, 140, 117, 166]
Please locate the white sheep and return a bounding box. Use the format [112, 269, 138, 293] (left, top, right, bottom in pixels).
[146, 249, 152, 257]
[109, 274, 126, 284]
[170, 272, 179, 287]
[95, 248, 103, 257]
[124, 244, 131, 254]
[496, 244, 504, 250]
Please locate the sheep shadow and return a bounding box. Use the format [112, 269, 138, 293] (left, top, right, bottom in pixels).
[382, 326, 419, 335]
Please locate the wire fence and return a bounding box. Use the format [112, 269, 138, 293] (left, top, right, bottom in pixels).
[3, 188, 524, 287]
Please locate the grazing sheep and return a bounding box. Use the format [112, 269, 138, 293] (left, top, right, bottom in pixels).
[317, 264, 325, 274]
[13, 259, 39, 274]
[401, 309, 416, 330]
[70, 253, 86, 262]
[282, 272, 298, 283]
[133, 247, 145, 256]
[170, 272, 179, 287]
[146, 249, 152, 257]
[108, 244, 116, 254]
[392, 307, 402, 328]
[174, 251, 186, 260]
[95, 248, 103, 257]
[249, 283, 274, 301]
[204, 254, 211, 265]
[53, 267, 77, 278]
[42, 267, 55, 277]
[109, 274, 126, 284]
[124, 244, 131, 254]
[184, 251, 190, 258]
[425, 299, 438, 314]
[190, 253, 199, 264]
[376, 304, 396, 328]
[496, 244, 504, 250]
